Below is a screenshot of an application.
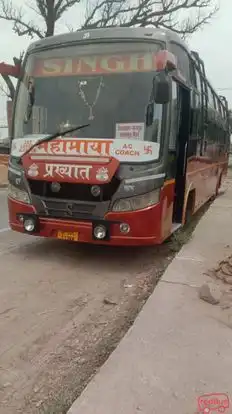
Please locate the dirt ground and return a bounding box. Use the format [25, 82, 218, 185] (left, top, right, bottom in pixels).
[0, 177, 225, 414]
[0, 164, 8, 186]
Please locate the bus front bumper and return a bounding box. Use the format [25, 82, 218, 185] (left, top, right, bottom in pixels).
[8, 197, 162, 246]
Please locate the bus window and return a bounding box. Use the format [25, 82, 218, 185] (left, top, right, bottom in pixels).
[170, 42, 190, 82]
[219, 102, 223, 117]
[191, 93, 201, 140]
[222, 107, 226, 119]
[145, 101, 163, 144]
[190, 60, 197, 88]
[188, 92, 201, 157]
[212, 91, 217, 111]
[169, 81, 178, 151]
[195, 69, 201, 92]
[167, 81, 179, 178]
[207, 85, 215, 108]
[152, 104, 162, 143]
[215, 98, 222, 116]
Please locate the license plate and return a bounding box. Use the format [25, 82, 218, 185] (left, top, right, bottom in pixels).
[57, 231, 79, 241]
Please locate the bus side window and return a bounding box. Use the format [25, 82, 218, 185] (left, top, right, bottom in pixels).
[145, 101, 163, 143]
[170, 42, 190, 82]
[207, 85, 215, 108]
[167, 81, 179, 178]
[188, 92, 201, 157]
[195, 70, 201, 93]
[169, 81, 178, 151]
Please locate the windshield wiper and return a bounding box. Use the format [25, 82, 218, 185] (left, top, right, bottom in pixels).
[16, 123, 90, 163]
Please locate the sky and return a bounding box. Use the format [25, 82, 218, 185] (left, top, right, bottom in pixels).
[0, 0, 231, 135]
[190, 0, 232, 102]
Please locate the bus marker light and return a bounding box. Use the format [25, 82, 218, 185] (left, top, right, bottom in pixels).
[120, 223, 130, 234]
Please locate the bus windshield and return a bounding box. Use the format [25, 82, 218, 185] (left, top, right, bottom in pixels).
[13, 41, 163, 143]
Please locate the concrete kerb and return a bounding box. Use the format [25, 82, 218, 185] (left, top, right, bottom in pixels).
[67, 181, 232, 414]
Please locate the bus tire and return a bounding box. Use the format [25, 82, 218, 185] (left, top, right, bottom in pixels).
[184, 191, 195, 225]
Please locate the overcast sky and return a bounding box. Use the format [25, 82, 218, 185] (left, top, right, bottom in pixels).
[0, 0, 231, 130]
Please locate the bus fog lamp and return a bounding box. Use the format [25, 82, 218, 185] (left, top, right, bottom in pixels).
[120, 223, 130, 234]
[94, 225, 106, 240]
[24, 218, 36, 233]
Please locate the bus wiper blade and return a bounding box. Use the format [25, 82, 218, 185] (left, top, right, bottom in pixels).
[16, 123, 90, 163]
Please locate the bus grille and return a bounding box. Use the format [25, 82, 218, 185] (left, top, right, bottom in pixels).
[40, 198, 96, 219]
[28, 177, 120, 202]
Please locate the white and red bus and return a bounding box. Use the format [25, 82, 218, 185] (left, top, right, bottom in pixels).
[6, 27, 230, 245]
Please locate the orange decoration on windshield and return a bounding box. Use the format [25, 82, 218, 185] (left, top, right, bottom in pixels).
[33, 52, 160, 77]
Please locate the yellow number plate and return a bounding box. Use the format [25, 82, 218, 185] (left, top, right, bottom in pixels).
[57, 231, 79, 241]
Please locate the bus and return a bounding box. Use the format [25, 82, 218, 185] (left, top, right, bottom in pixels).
[7, 27, 230, 246]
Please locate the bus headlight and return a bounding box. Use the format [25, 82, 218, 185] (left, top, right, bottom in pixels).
[8, 184, 31, 204]
[112, 189, 160, 212]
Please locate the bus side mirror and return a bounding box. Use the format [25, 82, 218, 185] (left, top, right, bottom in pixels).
[153, 72, 172, 104]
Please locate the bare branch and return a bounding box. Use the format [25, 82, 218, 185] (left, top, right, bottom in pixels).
[64, 21, 75, 32]
[0, 0, 218, 101]
[0, 0, 81, 98]
[55, 0, 80, 20]
[0, 74, 15, 100]
[82, 0, 218, 36]
[0, 0, 81, 39]
[0, 0, 44, 38]
[0, 0, 217, 42]
[0, 81, 11, 98]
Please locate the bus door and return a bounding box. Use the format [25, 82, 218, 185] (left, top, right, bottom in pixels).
[168, 81, 191, 224]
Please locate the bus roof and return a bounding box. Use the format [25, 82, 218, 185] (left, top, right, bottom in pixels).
[27, 26, 185, 53]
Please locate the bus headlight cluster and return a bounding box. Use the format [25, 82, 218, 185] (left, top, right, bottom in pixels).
[8, 184, 31, 204]
[112, 189, 160, 212]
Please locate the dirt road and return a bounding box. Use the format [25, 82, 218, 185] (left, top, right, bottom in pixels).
[0, 187, 172, 414]
[0, 186, 211, 414]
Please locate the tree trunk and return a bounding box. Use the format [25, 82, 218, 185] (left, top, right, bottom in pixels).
[7, 100, 13, 137]
[45, 0, 55, 37]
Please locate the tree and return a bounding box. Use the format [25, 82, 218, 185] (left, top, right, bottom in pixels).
[229, 110, 232, 133]
[83, 0, 218, 35]
[0, 0, 218, 100]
